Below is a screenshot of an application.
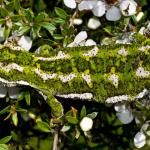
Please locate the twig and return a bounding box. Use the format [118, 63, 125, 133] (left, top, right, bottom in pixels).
[52, 127, 59, 150]
[69, 9, 78, 27]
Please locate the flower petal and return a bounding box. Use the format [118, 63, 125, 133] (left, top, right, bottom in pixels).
[85, 39, 96, 46]
[116, 109, 134, 124]
[74, 31, 87, 44]
[67, 41, 77, 47]
[18, 36, 32, 51]
[78, 1, 96, 11]
[106, 6, 121, 21]
[92, 1, 106, 17]
[114, 103, 127, 113]
[64, 0, 76, 9]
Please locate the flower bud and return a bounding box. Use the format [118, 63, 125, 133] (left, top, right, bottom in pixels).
[134, 132, 146, 148]
[80, 117, 93, 132]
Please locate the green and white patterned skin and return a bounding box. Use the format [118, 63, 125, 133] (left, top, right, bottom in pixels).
[0, 34, 149, 118]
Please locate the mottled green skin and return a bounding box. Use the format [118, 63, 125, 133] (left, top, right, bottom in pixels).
[0, 34, 149, 118]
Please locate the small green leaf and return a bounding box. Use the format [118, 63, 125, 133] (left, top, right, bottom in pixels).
[18, 26, 30, 36]
[11, 131, 18, 142]
[87, 112, 98, 119]
[40, 22, 56, 31]
[25, 91, 30, 106]
[0, 19, 6, 24]
[14, 0, 21, 11]
[66, 116, 78, 124]
[20, 8, 34, 21]
[80, 106, 86, 119]
[53, 18, 66, 24]
[3, 27, 10, 39]
[16, 108, 27, 113]
[36, 121, 51, 133]
[30, 26, 41, 40]
[146, 130, 150, 136]
[131, 15, 137, 24]
[0, 106, 10, 115]
[0, 7, 9, 17]
[61, 125, 70, 132]
[14, 22, 22, 26]
[75, 128, 80, 139]
[0, 136, 12, 144]
[35, 12, 48, 22]
[53, 34, 64, 40]
[139, 0, 147, 6]
[103, 26, 113, 36]
[54, 7, 68, 19]
[65, 110, 72, 116]
[0, 144, 9, 150]
[123, 17, 130, 29]
[17, 92, 25, 101]
[12, 112, 18, 126]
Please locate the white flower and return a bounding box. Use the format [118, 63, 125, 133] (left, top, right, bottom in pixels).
[18, 36, 32, 51]
[87, 18, 101, 30]
[64, 0, 137, 21]
[120, 0, 137, 16]
[116, 109, 134, 124]
[134, 132, 146, 148]
[80, 117, 93, 132]
[63, 0, 76, 9]
[67, 31, 96, 47]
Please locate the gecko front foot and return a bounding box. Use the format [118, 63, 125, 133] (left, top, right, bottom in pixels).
[43, 91, 64, 118]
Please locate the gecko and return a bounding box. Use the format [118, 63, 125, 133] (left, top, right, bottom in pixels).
[0, 34, 149, 118]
